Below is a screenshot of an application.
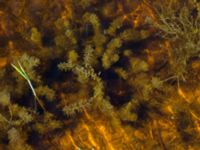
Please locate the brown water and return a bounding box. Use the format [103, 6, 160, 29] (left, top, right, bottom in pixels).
[0, 0, 200, 150]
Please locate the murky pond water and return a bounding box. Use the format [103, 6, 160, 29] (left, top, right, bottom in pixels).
[0, 0, 200, 150]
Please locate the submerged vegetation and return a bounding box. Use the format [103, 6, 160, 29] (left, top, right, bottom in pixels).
[0, 0, 200, 149]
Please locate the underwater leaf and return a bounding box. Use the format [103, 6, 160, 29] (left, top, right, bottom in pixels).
[118, 99, 138, 122]
[68, 50, 79, 63]
[79, 0, 92, 8]
[14, 53, 41, 83]
[18, 107, 33, 124]
[63, 98, 92, 116]
[83, 12, 101, 32]
[102, 38, 122, 69]
[8, 128, 33, 150]
[114, 68, 128, 79]
[83, 45, 96, 68]
[130, 58, 149, 73]
[35, 85, 55, 101]
[30, 27, 41, 45]
[34, 112, 62, 134]
[58, 61, 75, 72]
[106, 16, 124, 36]
[0, 90, 10, 107]
[151, 77, 163, 89]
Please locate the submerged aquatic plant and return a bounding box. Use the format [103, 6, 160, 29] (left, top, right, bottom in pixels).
[150, 0, 200, 79]
[0, 0, 199, 149]
[11, 61, 45, 111]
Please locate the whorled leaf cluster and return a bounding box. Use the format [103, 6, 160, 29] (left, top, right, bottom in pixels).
[0, 0, 200, 149]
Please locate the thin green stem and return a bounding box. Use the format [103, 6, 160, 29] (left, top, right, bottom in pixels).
[11, 61, 45, 111]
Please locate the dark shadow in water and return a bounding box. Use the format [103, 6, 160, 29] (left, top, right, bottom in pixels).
[41, 29, 55, 47]
[101, 69, 133, 107]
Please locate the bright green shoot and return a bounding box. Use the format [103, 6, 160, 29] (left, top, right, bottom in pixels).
[11, 61, 45, 111]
